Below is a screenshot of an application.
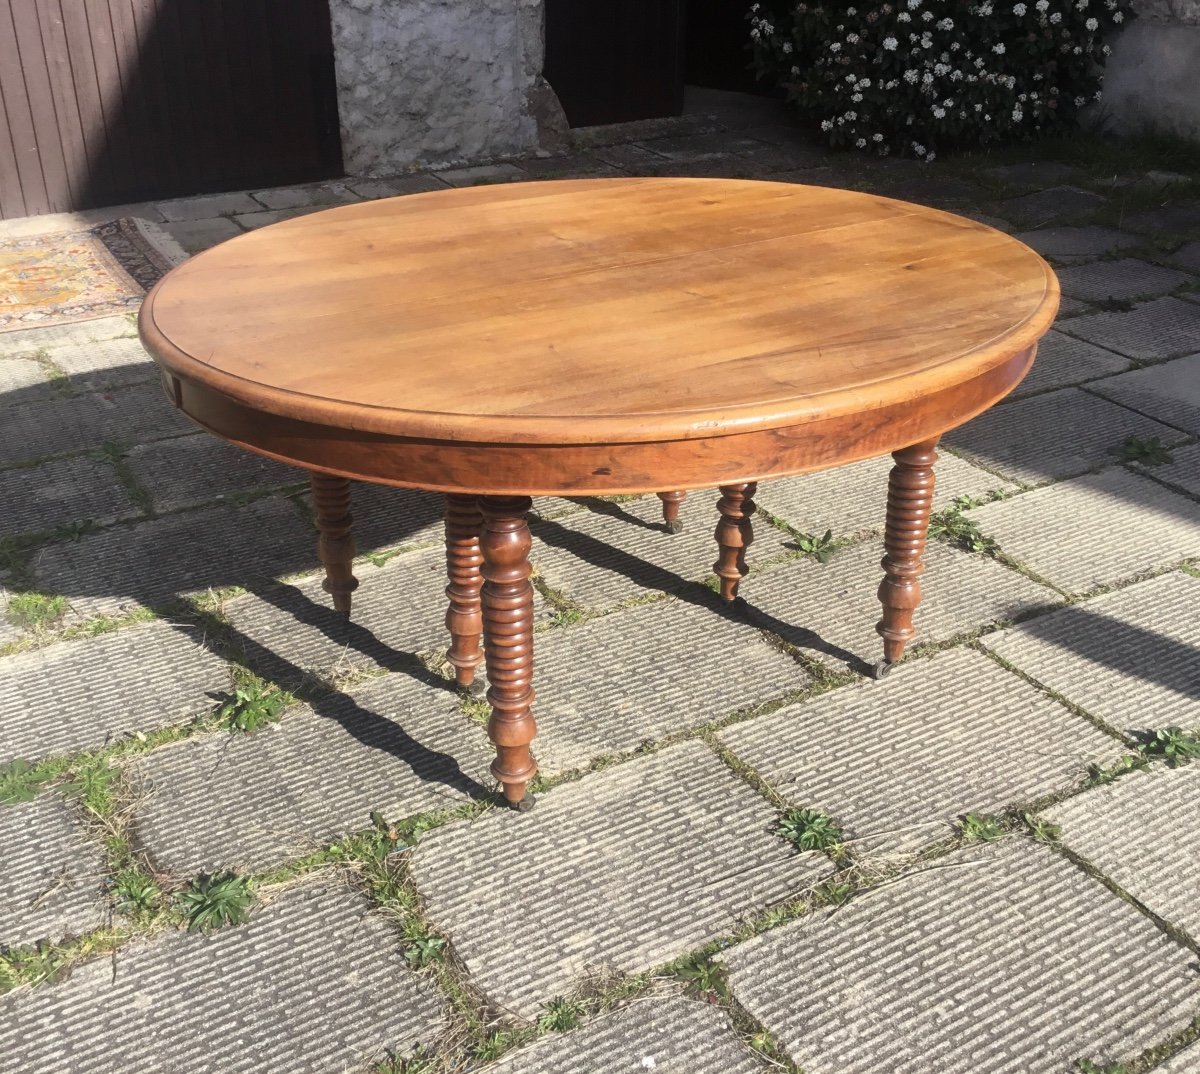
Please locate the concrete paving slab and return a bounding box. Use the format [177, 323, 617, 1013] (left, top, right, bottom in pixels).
[1011, 331, 1132, 398]
[945, 388, 1186, 486]
[433, 163, 526, 186]
[132, 672, 491, 875]
[488, 991, 766, 1073]
[1088, 354, 1200, 434]
[741, 541, 1060, 673]
[720, 840, 1200, 1074]
[1, 455, 139, 537]
[32, 496, 309, 619]
[1134, 441, 1200, 496]
[1057, 259, 1194, 303]
[0, 383, 193, 467]
[532, 597, 808, 773]
[1155, 1042, 1200, 1073]
[1012, 226, 1141, 261]
[155, 192, 263, 222]
[1168, 240, 1200, 274]
[344, 175, 448, 199]
[1064, 297, 1200, 361]
[757, 453, 1016, 538]
[996, 187, 1106, 227]
[0, 357, 51, 394]
[0, 620, 229, 762]
[1056, 295, 1094, 318]
[0, 793, 107, 948]
[40, 336, 156, 388]
[0, 315, 136, 357]
[0, 880, 446, 1071]
[985, 162, 1086, 189]
[1045, 764, 1200, 939]
[1122, 200, 1200, 236]
[530, 493, 788, 612]
[124, 434, 302, 513]
[969, 469, 1200, 594]
[981, 572, 1200, 735]
[411, 741, 832, 1019]
[248, 182, 361, 210]
[719, 648, 1122, 856]
[296, 481, 445, 556]
[232, 207, 319, 229]
[161, 217, 242, 254]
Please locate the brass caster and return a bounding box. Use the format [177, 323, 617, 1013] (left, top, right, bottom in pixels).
[871, 659, 893, 681]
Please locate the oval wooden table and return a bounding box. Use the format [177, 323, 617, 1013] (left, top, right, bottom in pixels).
[138, 177, 1059, 810]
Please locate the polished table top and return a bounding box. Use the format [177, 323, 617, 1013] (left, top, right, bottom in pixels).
[139, 178, 1059, 493]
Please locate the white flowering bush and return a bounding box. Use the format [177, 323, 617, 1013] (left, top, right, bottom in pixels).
[748, 0, 1134, 160]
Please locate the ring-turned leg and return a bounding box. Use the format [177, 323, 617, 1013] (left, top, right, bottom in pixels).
[444, 495, 484, 688]
[310, 472, 359, 617]
[713, 483, 757, 602]
[875, 438, 939, 678]
[479, 496, 538, 810]
[657, 491, 687, 535]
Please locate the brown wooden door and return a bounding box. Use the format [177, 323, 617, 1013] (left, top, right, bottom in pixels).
[544, 0, 685, 127]
[0, 0, 342, 219]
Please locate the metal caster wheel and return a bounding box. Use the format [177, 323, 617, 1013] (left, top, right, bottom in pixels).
[871, 659, 893, 681]
[511, 794, 536, 813]
[462, 676, 487, 699]
[664, 519, 684, 535]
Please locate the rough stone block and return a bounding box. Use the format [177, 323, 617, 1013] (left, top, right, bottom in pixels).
[1045, 765, 1200, 939]
[0, 620, 229, 762]
[155, 191, 263, 222]
[719, 648, 1122, 856]
[996, 186, 1106, 227]
[0, 383, 193, 467]
[1012, 225, 1141, 261]
[742, 541, 1059, 673]
[532, 596, 808, 773]
[488, 991, 766, 1073]
[0, 881, 446, 1071]
[124, 434, 302, 512]
[720, 840, 1200, 1074]
[41, 336, 156, 388]
[1, 455, 140, 538]
[0, 357, 51, 394]
[968, 469, 1200, 594]
[132, 672, 491, 875]
[249, 182, 362, 210]
[1135, 441, 1200, 496]
[1088, 353, 1200, 434]
[297, 481, 445, 556]
[1010, 330, 1132, 398]
[530, 494, 788, 612]
[758, 453, 1017, 538]
[412, 741, 831, 1019]
[981, 571, 1200, 734]
[32, 496, 309, 619]
[1057, 259, 1194, 303]
[162, 217, 243, 254]
[945, 387, 1186, 486]
[1064, 297, 1200, 361]
[0, 314, 135, 357]
[0, 793, 107, 948]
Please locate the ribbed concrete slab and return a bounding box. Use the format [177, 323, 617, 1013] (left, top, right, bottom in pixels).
[981, 572, 1200, 734]
[0, 455, 139, 537]
[1136, 442, 1200, 496]
[0, 314, 135, 356]
[0, 793, 107, 948]
[1045, 765, 1200, 939]
[1155, 1042, 1200, 1073]
[742, 541, 1059, 673]
[162, 217, 242, 254]
[489, 992, 766, 1073]
[719, 648, 1122, 856]
[1056, 295, 1093, 318]
[132, 672, 490, 875]
[0, 356, 50, 393]
[41, 336, 156, 388]
[720, 841, 1200, 1074]
[996, 186, 1105, 227]
[297, 481, 445, 556]
[1, 621, 228, 762]
[0, 880, 446, 1071]
[0, 383, 193, 466]
[1057, 259, 1193, 303]
[411, 741, 831, 1019]
[1122, 200, 1200, 236]
[969, 469, 1200, 595]
[757, 453, 1016, 538]
[1089, 354, 1200, 435]
[1064, 297, 1200, 361]
[1012, 226, 1139, 261]
[125, 434, 301, 512]
[32, 496, 309, 619]
[531, 494, 788, 612]
[533, 597, 807, 773]
[945, 388, 1185, 486]
[985, 162, 1086, 189]
[1169, 240, 1200, 274]
[1011, 331, 1132, 398]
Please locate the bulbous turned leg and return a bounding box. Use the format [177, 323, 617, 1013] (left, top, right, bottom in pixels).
[657, 491, 687, 535]
[479, 495, 538, 810]
[875, 438, 939, 678]
[310, 472, 358, 617]
[713, 483, 757, 602]
[444, 495, 484, 689]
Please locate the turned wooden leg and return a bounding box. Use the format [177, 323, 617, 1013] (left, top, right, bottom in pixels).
[310, 472, 359, 617]
[713, 483, 757, 602]
[479, 496, 538, 810]
[444, 495, 485, 688]
[875, 438, 939, 678]
[657, 491, 687, 534]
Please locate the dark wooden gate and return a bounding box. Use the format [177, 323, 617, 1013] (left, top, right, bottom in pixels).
[0, 0, 342, 219]
[544, 0, 685, 127]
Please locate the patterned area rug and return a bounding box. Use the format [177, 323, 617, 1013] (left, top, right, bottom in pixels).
[0, 218, 187, 334]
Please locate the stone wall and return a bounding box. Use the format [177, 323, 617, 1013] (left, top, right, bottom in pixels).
[329, 0, 550, 177]
[1100, 0, 1200, 139]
